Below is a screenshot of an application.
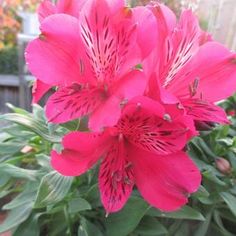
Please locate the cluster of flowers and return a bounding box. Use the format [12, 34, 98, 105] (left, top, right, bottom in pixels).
[26, 0, 236, 214]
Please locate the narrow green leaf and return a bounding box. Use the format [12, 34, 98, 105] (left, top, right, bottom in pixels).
[220, 192, 236, 217]
[0, 142, 26, 155]
[6, 103, 29, 115]
[202, 169, 226, 186]
[105, 197, 149, 236]
[0, 164, 38, 180]
[213, 210, 234, 236]
[0, 203, 32, 233]
[147, 206, 205, 221]
[3, 185, 37, 210]
[13, 213, 41, 236]
[0, 113, 61, 143]
[34, 171, 73, 208]
[194, 211, 212, 236]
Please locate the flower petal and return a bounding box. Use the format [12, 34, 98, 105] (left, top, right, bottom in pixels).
[99, 141, 134, 213]
[89, 95, 121, 131]
[46, 85, 105, 123]
[168, 42, 236, 102]
[79, 0, 138, 85]
[56, 0, 87, 17]
[161, 10, 201, 87]
[128, 147, 201, 211]
[89, 70, 146, 131]
[38, 0, 56, 23]
[132, 6, 158, 59]
[26, 14, 94, 86]
[32, 79, 52, 104]
[181, 98, 229, 124]
[38, 0, 87, 23]
[119, 97, 189, 155]
[51, 131, 111, 176]
[149, 3, 176, 34]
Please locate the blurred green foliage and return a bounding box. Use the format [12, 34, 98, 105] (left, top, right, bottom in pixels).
[0, 46, 18, 74]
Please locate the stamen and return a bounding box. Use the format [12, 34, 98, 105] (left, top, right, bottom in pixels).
[189, 77, 199, 97]
[79, 59, 85, 75]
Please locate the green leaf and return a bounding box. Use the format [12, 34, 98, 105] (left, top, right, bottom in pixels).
[194, 210, 212, 236]
[61, 119, 81, 131]
[0, 141, 26, 155]
[13, 213, 41, 236]
[0, 113, 61, 143]
[220, 192, 236, 217]
[213, 210, 234, 236]
[3, 184, 37, 210]
[85, 184, 102, 208]
[34, 171, 73, 208]
[173, 222, 191, 236]
[135, 216, 167, 235]
[202, 169, 226, 186]
[35, 154, 51, 170]
[105, 197, 149, 236]
[68, 198, 91, 214]
[147, 206, 205, 221]
[78, 217, 103, 236]
[0, 164, 38, 180]
[0, 202, 32, 233]
[6, 103, 29, 115]
[193, 185, 210, 199]
[217, 138, 233, 147]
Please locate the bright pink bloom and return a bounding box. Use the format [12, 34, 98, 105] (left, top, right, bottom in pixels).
[144, 4, 236, 126]
[38, 0, 87, 23]
[26, 0, 157, 131]
[32, 0, 88, 103]
[51, 97, 201, 213]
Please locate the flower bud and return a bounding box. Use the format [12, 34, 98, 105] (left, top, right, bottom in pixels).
[21, 145, 34, 154]
[215, 157, 231, 174]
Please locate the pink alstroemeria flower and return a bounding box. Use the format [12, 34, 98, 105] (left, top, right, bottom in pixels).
[26, 0, 157, 131]
[145, 4, 236, 126]
[32, 0, 88, 103]
[51, 97, 201, 213]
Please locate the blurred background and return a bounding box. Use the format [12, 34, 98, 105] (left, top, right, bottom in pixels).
[0, 0, 236, 114]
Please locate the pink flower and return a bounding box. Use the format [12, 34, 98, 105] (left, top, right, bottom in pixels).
[37, 0, 87, 23]
[32, 0, 88, 103]
[26, 0, 157, 131]
[144, 4, 236, 126]
[51, 97, 201, 213]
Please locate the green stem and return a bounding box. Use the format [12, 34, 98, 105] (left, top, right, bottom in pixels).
[64, 205, 73, 236]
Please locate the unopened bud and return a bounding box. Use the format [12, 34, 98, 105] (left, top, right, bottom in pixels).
[215, 157, 231, 174]
[21, 145, 34, 154]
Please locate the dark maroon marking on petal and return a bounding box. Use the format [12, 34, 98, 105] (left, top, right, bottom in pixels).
[48, 86, 105, 122]
[85, 16, 92, 32]
[117, 109, 187, 155]
[99, 143, 134, 213]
